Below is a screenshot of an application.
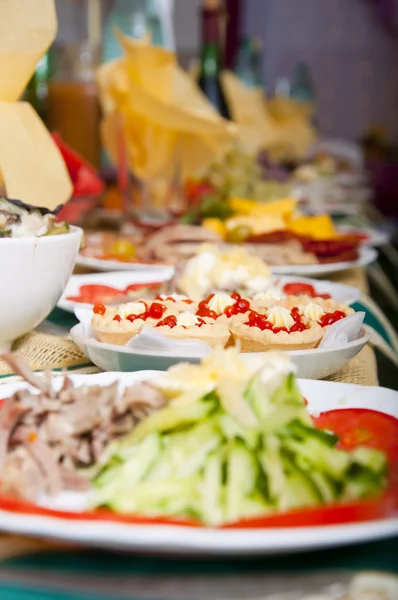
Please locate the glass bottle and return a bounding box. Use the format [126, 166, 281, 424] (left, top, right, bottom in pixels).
[197, 0, 231, 119]
[47, 42, 101, 168]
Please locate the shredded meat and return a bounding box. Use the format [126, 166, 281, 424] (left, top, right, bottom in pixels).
[0, 354, 167, 502]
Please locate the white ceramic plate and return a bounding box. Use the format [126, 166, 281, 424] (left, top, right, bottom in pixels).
[70, 323, 369, 380]
[337, 226, 390, 247]
[76, 254, 168, 273]
[59, 273, 360, 314]
[271, 247, 377, 277]
[58, 269, 175, 313]
[0, 371, 396, 556]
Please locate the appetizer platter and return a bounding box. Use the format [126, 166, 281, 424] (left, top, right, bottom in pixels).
[71, 285, 369, 378]
[0, 351, 396, 555]
[135, 223, 377, 276]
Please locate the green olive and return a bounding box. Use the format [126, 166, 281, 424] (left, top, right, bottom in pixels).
[227, 225, 253, 244]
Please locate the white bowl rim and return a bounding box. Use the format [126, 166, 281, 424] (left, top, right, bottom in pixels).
[0, 225, 82, 244]
[70, 323, 370, 360]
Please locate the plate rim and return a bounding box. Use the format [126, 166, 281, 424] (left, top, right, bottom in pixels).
[271, 247, 378, 276]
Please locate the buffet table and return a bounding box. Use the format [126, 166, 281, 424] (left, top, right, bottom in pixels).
[0, 262, 390, 595]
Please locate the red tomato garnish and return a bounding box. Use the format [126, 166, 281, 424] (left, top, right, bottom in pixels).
[319, 293, 332, 300]
[272, 327, 288, 334]
[148, 302, 166, 319]
[319, 310, 346, 327]
[313, 409, 398, 463]
[231, 292, 241, 301]
[93, 304, 106, 315]
[113, 315, 121, 322]
[126, 314, 136, 322]
[283, 283, 317, 297]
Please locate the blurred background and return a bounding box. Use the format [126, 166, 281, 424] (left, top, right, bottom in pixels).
[52, 0, 398, 140]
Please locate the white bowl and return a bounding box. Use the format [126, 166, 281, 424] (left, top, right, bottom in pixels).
[70, 322, 369, 380]
[0, 227, 82, 352]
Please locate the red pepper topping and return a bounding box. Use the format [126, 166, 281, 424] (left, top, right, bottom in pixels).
[126, 314, 136, 322]
[93, 304, 106, 316]
[113, 315, 122, 322]
[231, 292, 241, 301]
[319, 310, 346, 327]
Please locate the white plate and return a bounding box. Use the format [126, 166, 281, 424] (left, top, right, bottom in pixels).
[76, 254, 169, 273]
[271, 247, 377, 277]
[277, 276, 360, 305]
[59, 273, 360, 314]
[0, 371, 396, 556]
[70, 323, 369, 380]
[337, 226, 391, 247]
[58, 269, 175, 313]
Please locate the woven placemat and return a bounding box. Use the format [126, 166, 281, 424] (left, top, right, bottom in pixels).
[0, 331, 93, 378]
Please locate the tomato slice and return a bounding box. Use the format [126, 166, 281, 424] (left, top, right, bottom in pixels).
[67, 285, 125, 305]
[283, 282, 317, 297]
[312, 409, 398, 462]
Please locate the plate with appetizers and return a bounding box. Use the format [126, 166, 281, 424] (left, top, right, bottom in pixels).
[0, 350, 396, 556]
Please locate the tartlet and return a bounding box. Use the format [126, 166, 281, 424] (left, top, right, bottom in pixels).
[229, 305, 324, 352]
[91, 300, 172, 346]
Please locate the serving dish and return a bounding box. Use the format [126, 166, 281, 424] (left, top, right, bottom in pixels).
[70, 322, 369, 379]
[270, 246, 377, 277]
[0, 369, 396, 556]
